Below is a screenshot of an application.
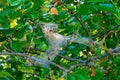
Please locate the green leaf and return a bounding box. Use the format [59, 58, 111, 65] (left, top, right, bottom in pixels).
[67, 5, 74, 9]
[24, 1, 32, 9]
[0, 24, 10, 30]
[82, 15, 90, 22]
[88, 0, 106, 2]
[0, 63, 3, 70]
[12, 40, 22, 52]
[97, 4, 116, 12]
[95, 69, 104, 79]
[0, 27, 9, 30]
[13, 29, 24, 39]
[117, 76, 120, 80]
[0, 36, 7, 42]
[77, 4, 97, 15]
[0, 10, 12, 18]
[58, 11, 68, 20]
[72, 68, 90, 80]
[7, 0, 21, 6]
[40, 68, 49, 77]
[67, 75, 76, 80]
[31, 77, 40, 80]
[11, 11, 22, 19]
[76, 74, 86, 80]
[113, 57, 120, 64]
[0, 71, 16, 80]
[71, 48, 80, 55]
[115, 18, 120, 25]
[92, 16, 103, 23]
[30, 11, 39, 19]
[31, 0, 44, 10]
[95, 48, 102, 57]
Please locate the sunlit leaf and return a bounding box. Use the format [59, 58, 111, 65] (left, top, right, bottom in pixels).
[10, 19, 17, 28]
[67, 5, 74, 9]
[0, 71, 16, 80]
[7, 0, 21, 6]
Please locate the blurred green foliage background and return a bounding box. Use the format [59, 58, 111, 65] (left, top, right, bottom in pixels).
[0, 0, 120, 80]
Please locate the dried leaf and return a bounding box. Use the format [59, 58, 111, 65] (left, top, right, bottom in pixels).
[49, 7, 58, 15]
[91, 67, 95, 76]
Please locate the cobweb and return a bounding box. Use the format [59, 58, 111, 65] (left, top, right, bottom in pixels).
[37, 22, 94, 68]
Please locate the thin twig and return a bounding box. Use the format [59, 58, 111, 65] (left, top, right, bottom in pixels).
[68, 63, 86, 72]
[27, 38, 33, 55]
[86, 46, 120, 63]
[73, 14, 90, 37]
[92, 25, 120, 39]
[22, 47, 45, 52]
[66, 46, 120, 72]
[58, 54, 86, 63]
[0, 46, 120, 72]
[0, 52, 27, 57]
[23, 72, 40, 76]
[61, 1, 90, 37]
[0, 52, 68, 71]
[50, 62, 68, 71]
